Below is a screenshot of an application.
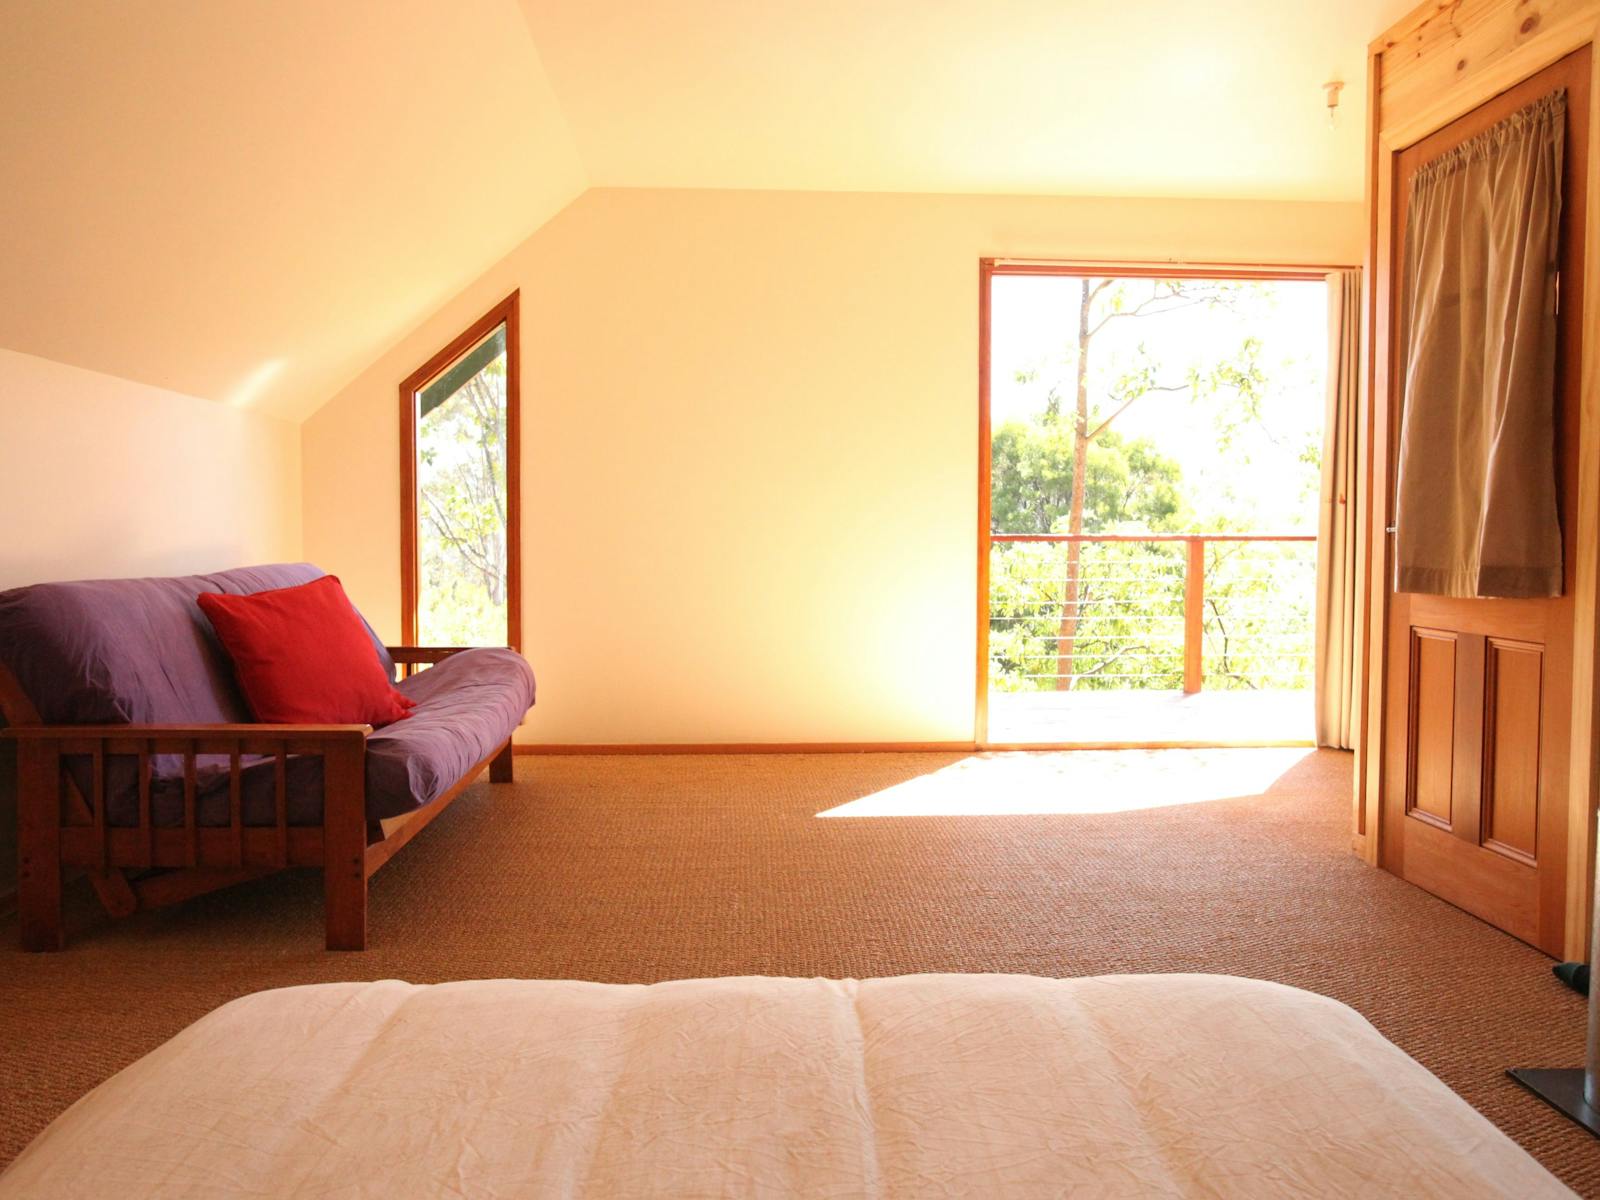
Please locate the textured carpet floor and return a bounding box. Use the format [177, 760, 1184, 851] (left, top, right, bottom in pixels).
[2, 748, 1598, 1194]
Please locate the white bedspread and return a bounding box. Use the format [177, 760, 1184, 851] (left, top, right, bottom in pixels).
[0, 973, 1572, 1198]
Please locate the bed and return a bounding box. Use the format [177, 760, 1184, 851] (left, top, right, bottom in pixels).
[0, 973, 1572, 1198]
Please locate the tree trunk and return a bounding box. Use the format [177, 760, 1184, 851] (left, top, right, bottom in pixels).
[1055, 279, 1093, 690]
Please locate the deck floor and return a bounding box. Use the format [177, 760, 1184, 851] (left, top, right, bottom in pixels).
[986, 687, 1314, 745]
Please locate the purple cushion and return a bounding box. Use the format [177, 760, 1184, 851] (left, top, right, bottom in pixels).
[0, 563, 396, 725]
[373, 648, 536, 817]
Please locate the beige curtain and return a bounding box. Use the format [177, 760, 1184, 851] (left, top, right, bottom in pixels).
[1394, 89, 1566, 598]
[1316, 270, 1362, 749]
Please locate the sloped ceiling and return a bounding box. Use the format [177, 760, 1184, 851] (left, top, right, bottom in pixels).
[1, 0, 1417, 420]
[0, 0, 585, 420]
[521, 0, 1416, 200]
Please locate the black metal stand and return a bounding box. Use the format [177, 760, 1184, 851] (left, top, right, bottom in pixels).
[1508, 1069, 1600, 1136]
[1509, 812, 1600, 1139]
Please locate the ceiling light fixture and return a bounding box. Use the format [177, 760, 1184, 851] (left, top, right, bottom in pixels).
[1323, 79, 1345, 127]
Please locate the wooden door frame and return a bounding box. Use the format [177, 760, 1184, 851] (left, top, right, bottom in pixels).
[1360, 15, 1600, 959]
[976, 259, 1352, 749]
[398, 290, 523, 652]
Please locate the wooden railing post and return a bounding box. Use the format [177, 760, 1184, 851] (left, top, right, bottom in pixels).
[1184, 537, 1205, 694]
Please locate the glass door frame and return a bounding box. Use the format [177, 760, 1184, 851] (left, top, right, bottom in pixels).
[975, 258, 1343, 747]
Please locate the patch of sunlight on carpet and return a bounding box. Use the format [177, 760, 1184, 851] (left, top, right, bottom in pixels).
[817, 748, 1317, 817]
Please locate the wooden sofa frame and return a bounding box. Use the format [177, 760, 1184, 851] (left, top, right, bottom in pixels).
[3, 646, 514, 952]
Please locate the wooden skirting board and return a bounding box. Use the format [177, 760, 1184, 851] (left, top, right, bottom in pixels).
[517, 742, 975, 755]
[515, 740, 1317, 755]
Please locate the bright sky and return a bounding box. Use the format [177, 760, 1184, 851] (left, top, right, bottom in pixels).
[990, 275, 1329, 532]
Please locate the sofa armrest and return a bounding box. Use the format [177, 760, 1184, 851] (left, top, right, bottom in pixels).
[387, 645, 515, 679]
[385, 646, 472, 666]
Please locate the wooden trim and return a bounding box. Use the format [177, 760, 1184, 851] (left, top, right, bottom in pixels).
[398, 291, 522, 651]
[514, 739, 1317, 755]
[505, 293, 523, 654]
[1353, 44, 1384, 862]
[385, 645, 476, 664]
[1364, 9, 1600, 956]
[975, 257, 1340, 752]
[5, 723, 373, 742]
[976, 258, 994, 745]
[983, 739, 1318, 752]
[520, 742, 978, 755]
[1182, 538, 1206, 694]
[991, 533, 1315, 544]
[989, 260, 1351, 280]
[386, 644, 476, 680]
[1374, 5, 1597, 150]
[1569, 29, 1600, 959]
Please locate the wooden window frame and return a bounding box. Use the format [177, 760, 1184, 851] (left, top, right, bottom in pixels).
[399, 291, 522, 651]
[975, 259, 1352, 749]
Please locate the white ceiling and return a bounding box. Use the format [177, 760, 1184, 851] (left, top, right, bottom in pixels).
[0, 0, 1417, 420]
[0, 0, 584, 421]
[521, 0, 1416, 200]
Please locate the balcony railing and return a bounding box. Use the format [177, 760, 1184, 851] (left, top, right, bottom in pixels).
[987, 534, 1317, 695]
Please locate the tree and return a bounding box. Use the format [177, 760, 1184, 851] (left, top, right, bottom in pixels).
[988, 428, 1184, 692]
[990, 424, 1186, 535]
[417, 357, 509, 645]
[1013, 277, 1267, 689]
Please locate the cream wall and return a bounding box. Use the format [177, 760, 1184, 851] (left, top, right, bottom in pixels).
[302, 188, 1364, 745]
[0, 349, 301, 590]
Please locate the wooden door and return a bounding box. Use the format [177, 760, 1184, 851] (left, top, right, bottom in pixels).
[1381, 48, 1589, 958]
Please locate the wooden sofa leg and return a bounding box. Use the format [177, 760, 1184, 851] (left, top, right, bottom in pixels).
[18, 871, 63, 952]
[18, 740, 64, 951]
[324, 865, 368, 951]
[323, 739, 369, 951]
[490, 739, 514, 783]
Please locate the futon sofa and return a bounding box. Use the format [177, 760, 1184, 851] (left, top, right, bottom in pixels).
[0, 563, 535, 950]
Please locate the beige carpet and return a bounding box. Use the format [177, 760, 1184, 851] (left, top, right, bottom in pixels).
[3, 748, 1598, 1194]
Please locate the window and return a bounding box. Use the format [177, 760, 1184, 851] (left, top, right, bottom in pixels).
[400, 292, 521, 649]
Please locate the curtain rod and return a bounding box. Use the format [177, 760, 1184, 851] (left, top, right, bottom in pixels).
[989, 257, 1358, 275]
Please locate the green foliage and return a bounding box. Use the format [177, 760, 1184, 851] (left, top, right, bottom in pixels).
[416, 356, 510, 647]
[990, 423, 1186, 535]
[1201, 541, 1316, 689]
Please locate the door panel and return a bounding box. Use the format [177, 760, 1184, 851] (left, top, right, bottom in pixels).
[1380, 48, 1588, 957]
[1482, 639, 1543, 864]
[1407, 631, 1457, 827]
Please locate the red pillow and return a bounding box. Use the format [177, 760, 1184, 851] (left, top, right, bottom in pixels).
[197, 575, 414, 728]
